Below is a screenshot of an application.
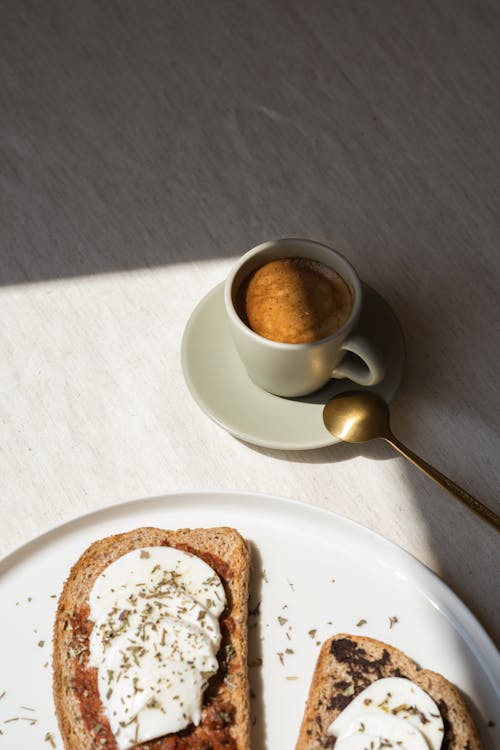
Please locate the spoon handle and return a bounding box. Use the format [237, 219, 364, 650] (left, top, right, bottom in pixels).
[385, 435, 500, 532]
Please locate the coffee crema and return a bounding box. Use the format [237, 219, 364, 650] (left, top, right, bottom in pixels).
[236, 257, 353, 344]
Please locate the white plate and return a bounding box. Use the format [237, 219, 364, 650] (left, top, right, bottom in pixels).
[0, 491, 498, 749]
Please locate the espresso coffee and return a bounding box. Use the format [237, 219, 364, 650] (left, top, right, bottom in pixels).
[236, 257, 353, 344]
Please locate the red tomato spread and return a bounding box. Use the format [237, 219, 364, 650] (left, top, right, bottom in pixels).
[69, 542, 238, 750]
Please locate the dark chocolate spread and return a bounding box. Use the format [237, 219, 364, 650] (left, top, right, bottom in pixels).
[320, 639, 451, 750]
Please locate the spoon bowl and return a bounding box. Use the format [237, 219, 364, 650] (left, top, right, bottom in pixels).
[323, 391, 392, 443]
[322, 391, 500, 531]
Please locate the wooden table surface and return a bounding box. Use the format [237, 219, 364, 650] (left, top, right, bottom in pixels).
[1, 0, 499, 654]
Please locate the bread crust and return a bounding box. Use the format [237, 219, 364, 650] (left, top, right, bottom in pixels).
[53, 526, 250, 750]
[295, 633, 482, 750]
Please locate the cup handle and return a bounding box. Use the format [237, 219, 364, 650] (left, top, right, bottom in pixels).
[331, 333, 386, 386]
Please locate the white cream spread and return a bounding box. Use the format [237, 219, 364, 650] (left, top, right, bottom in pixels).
[88, 546, 226, 750]
[328, 677, 444, 750]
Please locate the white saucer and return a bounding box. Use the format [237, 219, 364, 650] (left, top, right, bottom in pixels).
[181, 282, 405, 450]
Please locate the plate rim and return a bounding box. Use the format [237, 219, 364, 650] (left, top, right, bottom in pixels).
[0, 488, 498, 693]
[181, 281, 405, 450]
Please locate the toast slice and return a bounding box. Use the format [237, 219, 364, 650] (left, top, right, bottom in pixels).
[296, 633, 482, 750]
[53, 526, 250, 750]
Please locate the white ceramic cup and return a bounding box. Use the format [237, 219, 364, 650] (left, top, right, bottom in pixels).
[224, 238, 386, 397]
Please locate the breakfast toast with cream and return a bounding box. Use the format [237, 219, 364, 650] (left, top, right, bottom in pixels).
[53, 526, 250, 750]
[296, 634, 482, 750]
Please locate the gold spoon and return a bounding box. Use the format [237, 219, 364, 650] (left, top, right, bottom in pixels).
[323, 391, 500, 531]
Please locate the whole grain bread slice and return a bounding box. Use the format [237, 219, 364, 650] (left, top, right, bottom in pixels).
[53, 526, 250, 750]
[295, 633, 482, 750]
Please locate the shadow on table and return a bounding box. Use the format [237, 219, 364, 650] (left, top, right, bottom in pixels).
[241, 437, 395, 465]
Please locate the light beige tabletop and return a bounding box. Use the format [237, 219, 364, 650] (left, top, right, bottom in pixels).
[1, 0, 499, 647]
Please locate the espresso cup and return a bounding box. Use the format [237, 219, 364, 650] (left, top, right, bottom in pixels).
[224, 238, 386, 397]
